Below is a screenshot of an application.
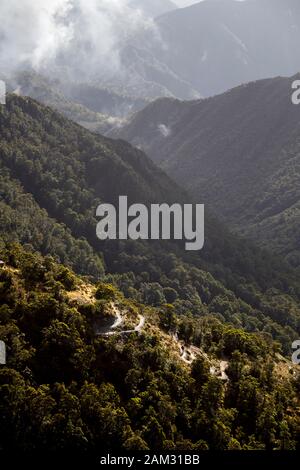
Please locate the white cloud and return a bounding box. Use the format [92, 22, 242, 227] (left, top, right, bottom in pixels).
[0, 0, 155, 78]
[158, 123, 171, 137]
[0, 0, 245, 81]
[0, 0, 72, 71]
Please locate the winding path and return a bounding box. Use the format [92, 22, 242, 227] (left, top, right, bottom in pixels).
[98, 304, 145, 337]
[110, 305, 123, 329]
[175, 335, 229, 380]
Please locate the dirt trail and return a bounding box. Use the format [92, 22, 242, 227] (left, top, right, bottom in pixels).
[210, 361, 229, 381]
[134, 314, 145, 332]
[98, 304, 145, 337]
[110, 304, 123, 329]
[173, 334, 229, 380]
[220, 361, 229, 381]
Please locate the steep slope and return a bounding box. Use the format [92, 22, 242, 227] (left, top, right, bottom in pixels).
[115, 74, 300, 265]
[0, 168, 104, 278]
[123, 0, 300, 97]
[1, 95, 300, 351]
[6, 71, 147, 135]
[1, 243, 299, 452]
[119, 44, 201, 100]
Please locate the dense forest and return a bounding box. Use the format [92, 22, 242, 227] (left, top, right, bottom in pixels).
[1, 0, 300, 459]
[0, 242, 299, 452]
[0, 95, 300, 355]
[115, 75, 300, 267]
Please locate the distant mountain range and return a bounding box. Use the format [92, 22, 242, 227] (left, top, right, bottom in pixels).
[121, 0, 300, 98]
[8, 1, 300, 110]
[115, 74, 300, 266]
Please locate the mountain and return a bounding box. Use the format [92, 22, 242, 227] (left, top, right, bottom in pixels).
[2, 0, 300, 457]
[1, 93, 300, 452]
[114, 74, 300, 266]
[5, 71, 147, 135]
[122, 0, 300, 98]
[1, 242, 299, 452]
[4, 0, 300, 106]
[1, 94, 300, 353]
[60, 81, 147, 120]
[0, 167, 104, 278]
[118, 44, 201, 100]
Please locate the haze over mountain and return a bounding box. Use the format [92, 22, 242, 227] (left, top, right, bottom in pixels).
[0, 0, 199, 113]
[5, 71, 147, 135]
[123, 0, 300, 98]
[115, 74, 300, 266]
[4, 0, 300, 104]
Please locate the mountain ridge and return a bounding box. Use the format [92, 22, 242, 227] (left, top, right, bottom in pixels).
[122, 0, 300, 98]
[114, 74, 300, 265]
[1, 94, 299, 352]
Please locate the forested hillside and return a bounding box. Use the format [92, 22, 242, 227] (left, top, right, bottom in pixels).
[0, 95, 299, 354]
[2, 0, 300, 459]
[0, 243, 299, 452]
[5, 72, 147, 135]
[0, 168, 104, 278]
[115, 74, 300, 266]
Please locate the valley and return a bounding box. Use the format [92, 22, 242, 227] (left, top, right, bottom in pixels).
[1, 94, 299, 355]
[1, 0, 300, 455]
[116, 74, 300, 267]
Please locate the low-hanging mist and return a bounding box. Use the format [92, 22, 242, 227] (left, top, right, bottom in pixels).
[0, 0, 157, 82]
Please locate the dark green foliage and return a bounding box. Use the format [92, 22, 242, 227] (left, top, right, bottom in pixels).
[95, 283, 118, 301]
[0, 244, 299, 452]
[116, 75, 300, 267]
[0, 95, 300, 350]
[0, 168, 104, 278]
